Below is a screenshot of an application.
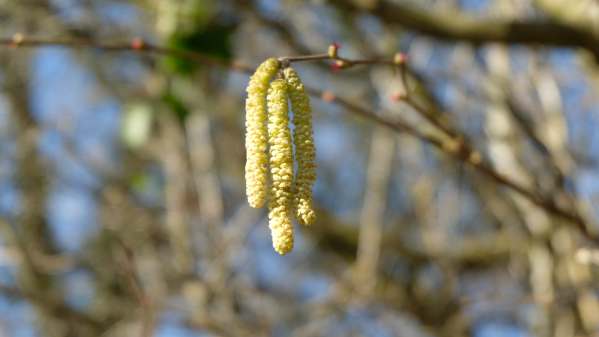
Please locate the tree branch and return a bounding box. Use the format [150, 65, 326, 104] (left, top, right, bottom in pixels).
[338, 0, 599, 61]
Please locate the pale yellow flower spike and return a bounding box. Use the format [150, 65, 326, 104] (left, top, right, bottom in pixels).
[245, 58, 280, 208]
[266, 79, 294, 254]
[284, 67, 316, 226]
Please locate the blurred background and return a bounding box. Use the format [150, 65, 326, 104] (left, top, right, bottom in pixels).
[1, 0, 599, 336]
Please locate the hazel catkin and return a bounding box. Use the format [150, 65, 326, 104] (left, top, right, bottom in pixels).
[284, 67, 317, 226]
[245, 58, 280, 208]
[266, 79, 294, 254]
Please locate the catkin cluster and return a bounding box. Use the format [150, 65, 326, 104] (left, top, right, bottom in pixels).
[244, 59, 317, 255]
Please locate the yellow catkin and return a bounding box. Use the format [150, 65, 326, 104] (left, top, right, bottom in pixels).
[245, 58, 280, 208]
[266, 79, 294, 254]
[284, 67, 316, 226]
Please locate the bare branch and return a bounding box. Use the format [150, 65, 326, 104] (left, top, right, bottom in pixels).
[335, 0, 599, 61]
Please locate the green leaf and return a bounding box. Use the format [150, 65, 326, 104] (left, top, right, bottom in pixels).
[163, 23, 235, 75]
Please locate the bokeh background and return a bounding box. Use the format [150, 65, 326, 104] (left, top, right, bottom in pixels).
[1, 0, 599, 336]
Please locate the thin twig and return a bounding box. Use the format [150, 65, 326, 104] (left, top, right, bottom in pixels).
[113, 236, 155, 337]
[278, 53, 329, 62]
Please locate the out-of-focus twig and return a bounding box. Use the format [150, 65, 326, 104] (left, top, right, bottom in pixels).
[158, 112, 194, 275]
[354, 128, 395, 297]
[113, 236, 156, 337]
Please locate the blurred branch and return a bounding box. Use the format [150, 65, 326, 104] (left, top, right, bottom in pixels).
[158, 112, 195, 275]
[354, 128, 395, 297]
[112, 236, 156, 337]
[0, 283, 105, 331]
[533, 0, 599, 31]
[335, 0, 599, 61]
[310, 209, 522, 266]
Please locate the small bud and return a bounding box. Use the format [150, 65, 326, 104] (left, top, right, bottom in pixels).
[131, 37, 145, 50]
[390, 91, 407, 102]
[331, 59, 349, 72]
[321, 90, 336, 102]
[443, 139, 461, 154]
[393, 52, 408, 65]
[468, 151, 482, 165]
[10, 33, 24, 48]
[328, 43, 340, 59]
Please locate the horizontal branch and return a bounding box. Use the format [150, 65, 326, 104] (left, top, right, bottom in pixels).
[0, 35, 254, 73]
[0, 34, 593, 243]
[337, 0, 599, 60]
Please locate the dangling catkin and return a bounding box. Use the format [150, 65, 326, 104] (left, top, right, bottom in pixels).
[245, 58, 280, 208]
[266, 79, 294, 254]
[284, 67, 316, 226]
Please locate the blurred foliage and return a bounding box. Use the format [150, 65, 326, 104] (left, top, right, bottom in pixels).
[161, 89, 190, 122]
[163, 22, 235, 75]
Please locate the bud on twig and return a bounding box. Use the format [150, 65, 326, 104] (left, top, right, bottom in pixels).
[328, 42, 340, 59]
[10, 33, 24, 48]
[393, 52, 408, 65]
[131, 37, 145, 50]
